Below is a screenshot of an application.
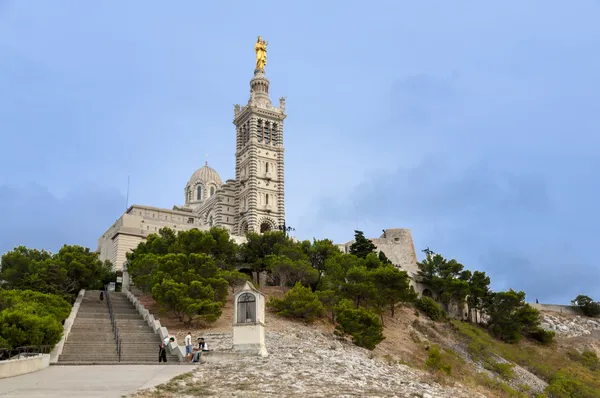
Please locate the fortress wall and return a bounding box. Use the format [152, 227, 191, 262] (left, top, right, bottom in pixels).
[531, 303, 579, 315]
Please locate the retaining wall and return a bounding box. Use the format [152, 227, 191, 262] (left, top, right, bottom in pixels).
[123, 289, 185, 362]
[0, 354, 50, 379]
[49, 289, 85, 363]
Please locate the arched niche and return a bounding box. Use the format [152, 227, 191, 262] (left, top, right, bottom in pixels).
[237, 292, 257, 324]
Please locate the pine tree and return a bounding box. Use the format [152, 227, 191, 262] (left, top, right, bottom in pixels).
[349, 230, 377, 259]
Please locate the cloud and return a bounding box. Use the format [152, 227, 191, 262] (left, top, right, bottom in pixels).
[0, 183, 125, 254]
[311, 154, 600, 304]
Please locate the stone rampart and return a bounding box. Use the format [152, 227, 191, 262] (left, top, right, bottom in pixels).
[531, 303, 579, 315]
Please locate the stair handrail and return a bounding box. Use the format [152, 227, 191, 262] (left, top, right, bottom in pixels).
[104, 287, 122, 362]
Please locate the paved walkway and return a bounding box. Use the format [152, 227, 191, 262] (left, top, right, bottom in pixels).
[0, 365, 196, 397]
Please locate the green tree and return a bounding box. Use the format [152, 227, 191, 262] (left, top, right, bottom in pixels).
[349, 230, 377, 259]
[342, 266, 377, 308]
[238, 231, 294, 272]
[220, 270, 251, 294]
[334, 299, 385, 350]
[487, 290, 545, 343]
[268, 283, 324, 322]
[303, 239, 341, 282]
[378, 250, 393, 265]
[152, 279, 223, 324]
[571, 295, 600, 317]
[317, 289, 340, 323]
[466, 271, 492, 323]
[415, 296, 444, 321]
[0, 290, 71, 348]
[416, 251, 470, 314]
[265, 255, 318, 289]
[371, 265, 416, 317]
[0, 245, 113, 301]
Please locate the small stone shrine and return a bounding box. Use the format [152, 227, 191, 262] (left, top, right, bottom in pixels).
[233, 281, 268, 357]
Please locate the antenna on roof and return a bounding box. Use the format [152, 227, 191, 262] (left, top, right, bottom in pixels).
[125, 175, 131, 211]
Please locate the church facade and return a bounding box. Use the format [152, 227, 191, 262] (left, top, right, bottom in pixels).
[97, 43, 287, 271]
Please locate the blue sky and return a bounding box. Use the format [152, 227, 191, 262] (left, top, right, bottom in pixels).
[1, 1, 599, 304]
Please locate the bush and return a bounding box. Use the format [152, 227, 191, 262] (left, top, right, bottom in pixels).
[568, 350, 600, 371]
[528, 327, 555, 345]
[0, 310, 63, 348]
[425, 345, 452, 375]
[334, 300, 385, 350]
[571, 295, 600, 318]
[268, 283, 324, 322]
[546, 371, 599, 398]
[416, 296, 444, 321]
[0, 290, 71, 348]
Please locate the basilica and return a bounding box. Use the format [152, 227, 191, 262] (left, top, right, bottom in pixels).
[97, 38, 422, 295]
[98, 38, 286, 271]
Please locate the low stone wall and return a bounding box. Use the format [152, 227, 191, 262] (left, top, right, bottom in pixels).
[0, 354, 50, 379]
[123, 289, 185, 362]
[50, 289, 85, 363]
[531, 303, 579, 315]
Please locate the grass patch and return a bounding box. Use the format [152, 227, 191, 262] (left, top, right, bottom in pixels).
[453, 320, 600, 397]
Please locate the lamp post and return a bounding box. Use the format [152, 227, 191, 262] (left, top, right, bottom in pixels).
[277, 221, 295, 237]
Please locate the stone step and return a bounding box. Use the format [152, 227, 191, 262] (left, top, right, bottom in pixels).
[59, 353, 119, 360]
[55, 361, 182, 365]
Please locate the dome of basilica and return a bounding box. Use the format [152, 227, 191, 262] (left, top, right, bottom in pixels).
[185, 161, 223, 204]
[187, 161, 223, 187]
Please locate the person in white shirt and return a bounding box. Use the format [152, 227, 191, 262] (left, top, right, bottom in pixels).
[184, 332, 193, 361]
[159, 336, 174, 363]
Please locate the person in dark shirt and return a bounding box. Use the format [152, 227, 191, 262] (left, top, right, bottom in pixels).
[192, 337, 209, 362]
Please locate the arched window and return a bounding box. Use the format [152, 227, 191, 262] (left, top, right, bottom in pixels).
[237, 293, 256, 323]
[265, 162, 269, 173]
[210, 186, 215, 196]
[197, 185, 203, 201]
[209, 216, 214, 227]
[265, 193, 269, 204]
[187, 188, 192, 203]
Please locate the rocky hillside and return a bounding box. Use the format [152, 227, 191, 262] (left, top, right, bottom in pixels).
[131, 289, 600, 398]
[133, 320, 482, 398]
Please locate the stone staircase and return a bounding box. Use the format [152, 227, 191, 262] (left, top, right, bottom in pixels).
[58, 290, 118, 364]
[57, 290, 180, 364]
[110, 292, 179, 363]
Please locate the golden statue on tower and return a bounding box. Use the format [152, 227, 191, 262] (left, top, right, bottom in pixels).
[255, 36, 268, 70]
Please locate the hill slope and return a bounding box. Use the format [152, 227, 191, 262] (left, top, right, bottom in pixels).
[131, 288, 600, 397]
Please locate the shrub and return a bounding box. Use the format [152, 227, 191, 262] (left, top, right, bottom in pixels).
[546, 371, 599, 398]
[425, 345, 452, 375]
[528, 327, 555, 345]
[0, 290, 71, 348]
[571, 295, 600, 318]
[0, 309, 64, 348]
[415, 296, 444, 321]
[568, 350, 600, 371]
[268, 283, 324, 322]
[334, 300, 384, 350]
[483, 360, 515, 380]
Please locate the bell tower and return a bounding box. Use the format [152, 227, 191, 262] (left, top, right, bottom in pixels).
[233, 37, 286, 235]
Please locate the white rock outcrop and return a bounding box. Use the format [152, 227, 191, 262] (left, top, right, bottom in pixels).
[136, 323, 483, 397]
[540, 313, 600, 338]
